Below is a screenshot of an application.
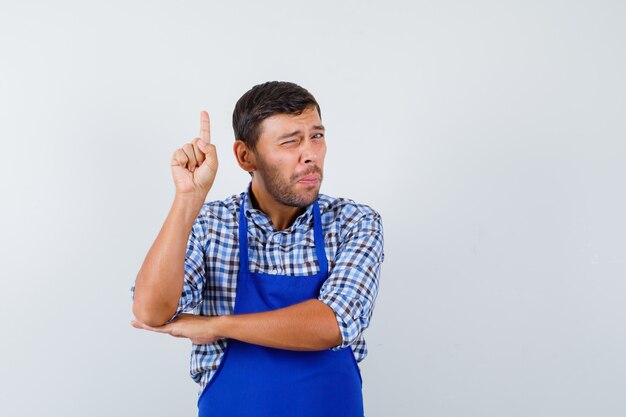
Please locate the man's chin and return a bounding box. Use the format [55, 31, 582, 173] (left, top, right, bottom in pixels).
[284, 188, 320, 208]
[301, 183, 322, 202]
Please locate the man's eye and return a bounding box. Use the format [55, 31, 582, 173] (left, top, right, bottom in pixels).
[282, 140, 296, 145]
[313, 133, 324, 139]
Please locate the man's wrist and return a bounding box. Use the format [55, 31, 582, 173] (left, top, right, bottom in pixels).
[213, 314, 233, 340]
[174, 191, 207, 207]
[171, 193, 205, 219]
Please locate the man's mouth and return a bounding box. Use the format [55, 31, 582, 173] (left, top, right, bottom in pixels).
[297, 174, 320, 185]
[296, 168, 322, 185]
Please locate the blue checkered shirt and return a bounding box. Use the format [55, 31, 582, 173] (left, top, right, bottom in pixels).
[131, 182, 385, 395]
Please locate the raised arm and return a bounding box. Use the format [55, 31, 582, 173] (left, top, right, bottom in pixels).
[132, 111, 218, 326]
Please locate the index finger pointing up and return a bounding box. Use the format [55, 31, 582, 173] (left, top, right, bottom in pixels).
[200, 111, 211, 144]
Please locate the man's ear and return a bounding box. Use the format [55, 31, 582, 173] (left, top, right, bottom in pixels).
[233, 140, 256, 174]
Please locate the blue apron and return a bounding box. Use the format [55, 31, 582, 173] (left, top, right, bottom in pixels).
[197, 193, 364, 416]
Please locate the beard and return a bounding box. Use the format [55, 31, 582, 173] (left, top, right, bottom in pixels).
[254, 156, 323, 208]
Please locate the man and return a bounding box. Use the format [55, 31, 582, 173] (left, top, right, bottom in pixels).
[130, 81, 384, 417]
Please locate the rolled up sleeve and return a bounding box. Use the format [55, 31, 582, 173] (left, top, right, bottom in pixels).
[318, 208, 384, 350]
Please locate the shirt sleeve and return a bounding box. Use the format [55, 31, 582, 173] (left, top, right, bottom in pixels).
[130, 208, 207, 323]
[318, 207, 385, 350]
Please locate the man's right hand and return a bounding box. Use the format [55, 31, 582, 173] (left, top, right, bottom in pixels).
[171, 111, 219, 200]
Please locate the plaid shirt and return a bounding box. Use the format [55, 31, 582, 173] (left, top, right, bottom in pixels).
[131, 182, 385, 395]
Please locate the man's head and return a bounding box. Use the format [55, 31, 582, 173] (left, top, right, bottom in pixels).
[232, 81, 326, 208]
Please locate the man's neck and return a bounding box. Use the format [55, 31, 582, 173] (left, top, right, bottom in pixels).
[249, 182, 305, 232]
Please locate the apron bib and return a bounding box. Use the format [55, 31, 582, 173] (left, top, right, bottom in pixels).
[197, 193, 364, 417]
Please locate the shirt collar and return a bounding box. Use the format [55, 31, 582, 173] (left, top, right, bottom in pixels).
[243, 181, 315, 233]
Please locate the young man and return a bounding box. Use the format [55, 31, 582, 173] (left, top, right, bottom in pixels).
[131, 81, 384, 416]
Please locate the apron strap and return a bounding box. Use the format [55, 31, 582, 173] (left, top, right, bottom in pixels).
[238, 195, 250, 273]
[312, 200, 328, 275]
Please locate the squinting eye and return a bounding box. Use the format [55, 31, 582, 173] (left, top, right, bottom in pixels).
[313, 133, 324, 139]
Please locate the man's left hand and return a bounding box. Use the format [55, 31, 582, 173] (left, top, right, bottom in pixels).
[131, 313, 223, 345]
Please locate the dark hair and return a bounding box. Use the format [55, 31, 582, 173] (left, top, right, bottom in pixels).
[232, 81, 321, 152]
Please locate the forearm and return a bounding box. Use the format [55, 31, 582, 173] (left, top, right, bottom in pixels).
[133, 195, 205, 326]
[216, 299, 342, 351]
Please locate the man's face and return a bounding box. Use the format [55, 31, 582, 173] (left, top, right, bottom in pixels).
[252, 106, 326, 208]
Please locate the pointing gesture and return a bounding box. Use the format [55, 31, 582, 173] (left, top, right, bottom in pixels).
[171, 111, 219, 199]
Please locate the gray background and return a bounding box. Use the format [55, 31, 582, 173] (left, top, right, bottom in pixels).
[1, 1, 625, 416]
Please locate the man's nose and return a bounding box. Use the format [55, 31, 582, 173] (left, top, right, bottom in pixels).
[300, 138, 317, 164]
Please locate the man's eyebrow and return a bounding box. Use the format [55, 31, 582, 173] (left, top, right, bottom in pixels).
[275, 125, 326, 141]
